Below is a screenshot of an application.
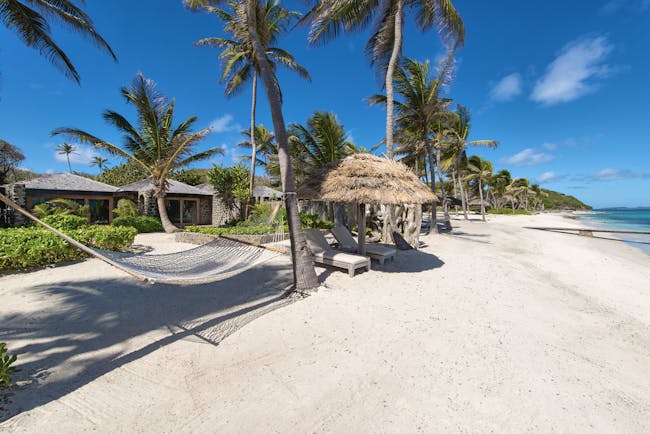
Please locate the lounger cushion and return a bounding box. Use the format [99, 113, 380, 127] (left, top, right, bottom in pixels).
[312, 251, 371, 267]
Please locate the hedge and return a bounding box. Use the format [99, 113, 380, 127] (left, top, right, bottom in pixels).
[487, 208, 532, 215]
[112, 216, 164, 233]
[0, 225, 137, 271]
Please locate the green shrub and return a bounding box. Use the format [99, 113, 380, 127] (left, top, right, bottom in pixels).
[41, 214, 88, 231]
[299, 213, 334, 229]
[487, 208, 532, 215]
[249, 203, 286, 225]
[113, 199, 138, 217]
[32, 198, 88, 218]
[0, 343, 18, 388]
[185, 223, 278, 236]
[112, 216, 163, 233]
[0, 226, 137, 271]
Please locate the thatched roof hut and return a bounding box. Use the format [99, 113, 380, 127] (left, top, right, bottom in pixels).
[297, 154, 436, 255]
[297, 153, 436, 205]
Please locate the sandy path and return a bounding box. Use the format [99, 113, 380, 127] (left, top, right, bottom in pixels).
[1, 215, 649, 433]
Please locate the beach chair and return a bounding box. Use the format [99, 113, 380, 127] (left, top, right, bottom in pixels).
[303, 228, 371, 277]
[331, 225, 397, 264]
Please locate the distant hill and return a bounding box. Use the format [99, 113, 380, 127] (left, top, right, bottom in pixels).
[541, 189, 591, 210]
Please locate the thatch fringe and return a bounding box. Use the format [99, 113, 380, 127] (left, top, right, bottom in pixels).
[297, 153, 437, 205]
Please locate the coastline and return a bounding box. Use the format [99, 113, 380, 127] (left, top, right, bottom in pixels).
[1, 213, 649, 432]
[568, 210, 650, 256]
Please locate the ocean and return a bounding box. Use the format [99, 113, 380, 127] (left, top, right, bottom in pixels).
[577, 208, 650, 255]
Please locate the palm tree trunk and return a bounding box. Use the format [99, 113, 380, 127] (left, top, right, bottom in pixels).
[380, 0, 403, 244]
[452, 169, 459, 216]
[456, 153, 468, 220]
[478, 178, 486, 221]
[246, 0, 318, 292]
[67, 155, 72, 173]
[435, 145, 452, 230]
[155, 192, 177, 233]
[247, 72, 258, 219]
[423, 136, 438, 235]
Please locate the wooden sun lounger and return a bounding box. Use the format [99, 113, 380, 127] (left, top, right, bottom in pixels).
[303, 229, 371, 277]
[330, 225, 397, 265]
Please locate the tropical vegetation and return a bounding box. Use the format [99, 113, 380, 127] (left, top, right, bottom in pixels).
[52, 73, 224, 233]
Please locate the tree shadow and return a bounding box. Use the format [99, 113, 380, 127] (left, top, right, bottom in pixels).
[373, 249, 444, 273]
[0, 260, 293, 422]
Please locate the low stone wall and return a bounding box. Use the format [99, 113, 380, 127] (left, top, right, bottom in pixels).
[176, 231, 289, 246]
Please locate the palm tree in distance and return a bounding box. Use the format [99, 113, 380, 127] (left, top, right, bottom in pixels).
[369, 56, 454, 233]
[53, 74, 223, 233]
[90, 156, 108, 171]
[187, 0, 319, 292]
[1, 0, 116, 83]
[464, 155, 493, 221]
[288, 111, 355, 176]
[445, 104, 498, 219]
[237, 124, 277, 170]
[56, 143, 77, 172]
[192, 0, 309, 210]
[303, 0, 464, 159]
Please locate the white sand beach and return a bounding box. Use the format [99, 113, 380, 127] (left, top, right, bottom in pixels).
[1, 213, 649, 433]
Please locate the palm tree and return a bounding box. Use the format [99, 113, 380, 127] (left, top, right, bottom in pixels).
[53, 74, 223, 233]
[445, 104, 498, 219]
[237, 124, 276, 169]
[192, 0, 309, 207]
[464, 155, 493, 221]
[288, 111, 355, 176]
[2, 0, 116, 83]
[90, 155, 108, 171]
[304, 0, 464, 159]
[189, 0, 319, 291]
[369, 56, 453, 234]
[56, 143, 77, 172]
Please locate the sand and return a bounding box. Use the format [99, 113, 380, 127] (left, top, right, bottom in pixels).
[1, 213, 649, 433]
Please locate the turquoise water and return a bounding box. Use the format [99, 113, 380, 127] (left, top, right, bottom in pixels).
[578, 208, 650, 255]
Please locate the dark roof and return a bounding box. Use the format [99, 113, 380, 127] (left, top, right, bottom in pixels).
[117, 179, 211, 196]
[20, 173, 118, 193]
[253, 185, 283, 198]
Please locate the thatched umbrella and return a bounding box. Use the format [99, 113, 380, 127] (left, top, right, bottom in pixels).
[297, 153, 437, 254]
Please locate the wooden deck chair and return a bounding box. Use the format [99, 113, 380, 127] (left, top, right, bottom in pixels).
[331, 226, 397, 265]
[303, 229, 370, 277]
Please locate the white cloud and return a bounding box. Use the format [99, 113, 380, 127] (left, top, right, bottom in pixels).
[500, 148, 555, 166]
[531, 36, 614, 105]
[537, 171, 564, 183]
[53, 144, 99, 165]
[489, 73, 523, 101]
[590, 168, 648, 181]
[542, 142, 557, 151]
[209, 114, 241, 134]
[599, 0, 649, 14]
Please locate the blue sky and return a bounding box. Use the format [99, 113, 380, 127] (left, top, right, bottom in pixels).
[1, 0, 649, 208]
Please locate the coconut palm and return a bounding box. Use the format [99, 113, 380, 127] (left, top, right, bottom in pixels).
[445, 104, 498, 219]
[237, 124, 277, 169]
[464, 155, 493, 221]
[188, 0, 319, 291]
[369, 56, 454, 233]
[56, 143, 77, 172]
[192, 0, 309, 205]
[1, 0, 116, 83]
[90, 155, 108, 171]
[303, 0, 464, 159]
[288, 111, 355, 176]
[53, 73, 223, 233]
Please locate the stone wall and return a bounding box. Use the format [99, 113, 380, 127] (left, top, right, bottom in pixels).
[211, 195, 239, 226]
[6, 183, 26, 226]
[138, 190, 157, 217]
[199, 197, 212, 225]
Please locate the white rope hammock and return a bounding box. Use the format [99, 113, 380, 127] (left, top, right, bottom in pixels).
[0, 193, 286, 285]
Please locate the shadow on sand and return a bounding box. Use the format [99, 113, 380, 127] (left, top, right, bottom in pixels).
[0, 260, 293, 422]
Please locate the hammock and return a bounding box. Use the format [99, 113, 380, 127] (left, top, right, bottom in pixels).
[0, 193, 286, 284]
